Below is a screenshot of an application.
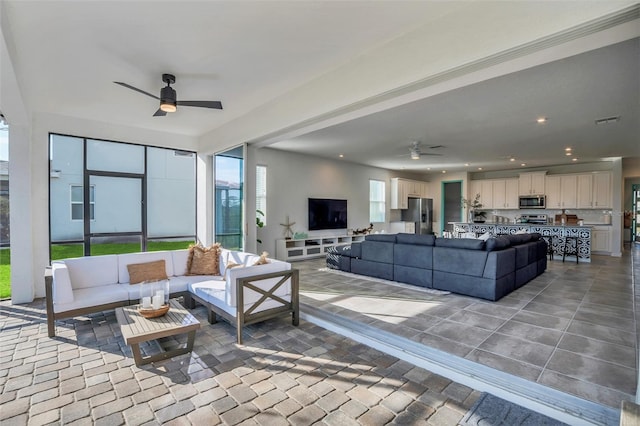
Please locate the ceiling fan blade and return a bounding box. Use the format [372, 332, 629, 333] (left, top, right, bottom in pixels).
[153, 109, 167, 117]
[420, 153, 442, 156]
[177, 100, 223, 109]
[114, 82, 159, 100]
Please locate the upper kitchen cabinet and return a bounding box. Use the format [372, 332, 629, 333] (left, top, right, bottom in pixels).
[391, 178, 430, 209]
[519, 172, 546, 195]
[577, 172, 612, 209]
[518, 172, 547, 195]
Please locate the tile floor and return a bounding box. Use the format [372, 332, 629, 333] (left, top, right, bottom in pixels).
[297, 246, 638, 409]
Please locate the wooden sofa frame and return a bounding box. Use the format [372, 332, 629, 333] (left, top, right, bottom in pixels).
[186, 269, 299, 344]
[44, 267, 189, 338]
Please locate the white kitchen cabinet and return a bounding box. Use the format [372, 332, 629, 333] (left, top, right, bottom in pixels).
[545, 175, 561, 208]
[480, 180, 494, 209]
[559, 175, 578, 208]
[391, 178, 409, 209]
[391, 178, 430, 209]
[592, 172, 612, 208]
[503, 179, 519, 209]
[591, 226, 611, 253]
[519, 172, 546, 195]
[492, 180, 505, 210]
[577, 174, 593, 209]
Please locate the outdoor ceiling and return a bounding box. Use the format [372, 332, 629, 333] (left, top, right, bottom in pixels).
[1, 1, 638, 173]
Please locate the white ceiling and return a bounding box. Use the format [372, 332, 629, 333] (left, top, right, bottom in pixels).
[1, 1, 639, 173]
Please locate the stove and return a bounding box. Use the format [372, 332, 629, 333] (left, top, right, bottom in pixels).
[520, 214, 548, 224]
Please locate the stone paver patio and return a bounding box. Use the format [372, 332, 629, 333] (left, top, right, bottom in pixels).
[1, 298, 485, 425]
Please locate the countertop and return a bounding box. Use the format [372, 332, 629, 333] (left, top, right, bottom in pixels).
[452, 222, 597, 228]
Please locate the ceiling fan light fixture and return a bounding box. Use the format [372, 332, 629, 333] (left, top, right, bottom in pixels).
[410, 151, 420, 160]
[160, 102, 177, 113]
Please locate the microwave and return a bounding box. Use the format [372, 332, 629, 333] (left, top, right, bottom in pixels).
[519, 195, 546, 209]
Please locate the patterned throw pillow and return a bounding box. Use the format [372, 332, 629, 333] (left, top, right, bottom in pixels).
[127, 260, 168, 284]
[186, 243, 222, 275]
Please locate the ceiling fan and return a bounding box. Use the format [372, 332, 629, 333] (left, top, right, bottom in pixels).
[408, 141, 443, 160]
[114, 74, 223, 117]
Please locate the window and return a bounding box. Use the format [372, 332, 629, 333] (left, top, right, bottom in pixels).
[256, 165, 267, 225]
[369, 179, 385, 223]
[71, 185, 95, 220]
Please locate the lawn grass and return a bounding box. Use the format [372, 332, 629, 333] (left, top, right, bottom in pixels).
[0, 240, 194, 299]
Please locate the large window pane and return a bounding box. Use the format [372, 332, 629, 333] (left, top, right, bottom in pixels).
[369, 179, 385, 223]
[87, 139, 144, 173]
[50, 135, 84, 241]
[215, 147, 244, 250]
[89, 176, 141, 234]
[147, 148, 196, 238]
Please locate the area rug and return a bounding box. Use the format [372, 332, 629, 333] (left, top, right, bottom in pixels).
[460, 393, 567, 426]
[319, 267, 450, 296]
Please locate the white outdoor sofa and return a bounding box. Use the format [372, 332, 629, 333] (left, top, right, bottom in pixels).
[45, 248, 299, 344]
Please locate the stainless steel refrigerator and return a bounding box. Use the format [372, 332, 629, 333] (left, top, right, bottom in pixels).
[401, 198, 433, 234]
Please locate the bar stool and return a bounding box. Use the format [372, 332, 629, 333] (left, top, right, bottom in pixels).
[562, 235, 579, 264]
[541, 235, 555, 260]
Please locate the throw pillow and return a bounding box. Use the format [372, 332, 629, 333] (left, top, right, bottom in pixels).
[127, 260, 168, 284]
[187, 243, 221, 275]
[253, 251, 270, 265]
[477, 231, 492, 241]
[224, 261, 244, 279]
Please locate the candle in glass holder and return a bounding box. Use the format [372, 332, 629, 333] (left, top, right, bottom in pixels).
[141, 296, 151, 308]
[152, 294, 162, 309]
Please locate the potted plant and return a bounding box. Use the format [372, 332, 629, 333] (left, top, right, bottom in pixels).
[461, 194, 487, 223]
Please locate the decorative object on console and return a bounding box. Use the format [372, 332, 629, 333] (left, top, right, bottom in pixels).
[293, 232, 308, 239]
[461, 193, 486, 223]
[280, 215, 296, 239]
[138, 279, 170, 318]
[353, 223, 374, 235]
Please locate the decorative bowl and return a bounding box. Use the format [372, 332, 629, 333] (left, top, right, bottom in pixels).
[138, 304, 170, 318]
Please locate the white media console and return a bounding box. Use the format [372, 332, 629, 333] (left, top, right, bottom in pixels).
[275, 235, 365, 261]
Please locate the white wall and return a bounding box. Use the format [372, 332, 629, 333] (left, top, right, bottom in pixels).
[244, 146, 423, 256]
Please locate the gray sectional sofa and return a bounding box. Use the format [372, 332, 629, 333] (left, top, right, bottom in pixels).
[327, 233, 547, 301]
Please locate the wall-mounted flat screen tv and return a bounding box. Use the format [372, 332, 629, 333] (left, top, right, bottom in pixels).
[308, 198, 347, 231]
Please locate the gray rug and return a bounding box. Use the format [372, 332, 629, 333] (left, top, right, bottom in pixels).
[461, 393, 568, 426]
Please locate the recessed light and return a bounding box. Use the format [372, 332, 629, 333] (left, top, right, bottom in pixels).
[565, 152, 572, 156]
[510, 158, 515, 162]
[537, 117, 547, 124]
[339, 154, 344, 158]
[565, 147, 572, 151]
[426, 167, 431, 170]
[521, 163, 526, 166]
[464, 163, 469, 167]
[572, 158, 578, 162]
[441, 170, 446, 174]
[478, 167, 483, 170]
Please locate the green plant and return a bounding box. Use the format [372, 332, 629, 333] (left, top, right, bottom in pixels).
[256, 209, 265, 244]
[461, 193, 487, 220]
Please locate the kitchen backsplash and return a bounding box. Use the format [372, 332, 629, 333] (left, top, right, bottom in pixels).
[484, 209, 614, 224]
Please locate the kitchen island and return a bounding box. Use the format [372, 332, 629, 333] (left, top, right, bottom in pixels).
[452, 222, 592, 263]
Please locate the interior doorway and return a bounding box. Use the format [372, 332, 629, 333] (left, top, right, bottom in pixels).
[214, 145, 245, 250]
[441, 180, 463, 235]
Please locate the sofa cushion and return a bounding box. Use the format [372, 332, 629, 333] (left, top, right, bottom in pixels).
[394, 244, 433, 269]
[53, 284, 129, 313]
[187, 243, 221, 275]
[171, 250, 190, 276]
[361, 241, 394, 264]
[51, 262, 74, 304]
[365, 234, 397, 243]
[127, 259, 168, 284]
[118, 251, 174, 284]
[433, 247, 489, 277]
[485, 236, 512, 252]
[64, 255, 119, 289]
[435, 238, 486, 250]
[506, 234, 532, 246]
[529, 232, 541, 241]
[396, 233, 435, 246]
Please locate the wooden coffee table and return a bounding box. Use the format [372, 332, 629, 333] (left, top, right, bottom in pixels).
[115, 299, 200, 366]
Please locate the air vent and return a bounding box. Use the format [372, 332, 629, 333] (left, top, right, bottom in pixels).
[594, 116, 620, 125]
[173, 150, 195, 158]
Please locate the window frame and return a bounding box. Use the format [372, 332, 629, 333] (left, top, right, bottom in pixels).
[256, 164, 267, 226]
